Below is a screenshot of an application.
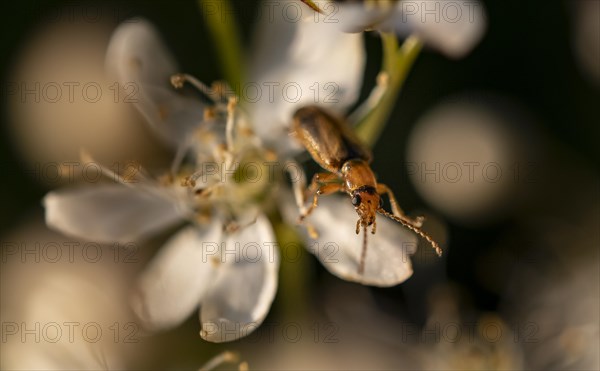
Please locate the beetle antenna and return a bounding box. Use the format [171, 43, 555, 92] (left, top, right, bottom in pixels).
[358, 223, 368, 275]
[300, 0, 323, 13]
[377, 208, 443, 257]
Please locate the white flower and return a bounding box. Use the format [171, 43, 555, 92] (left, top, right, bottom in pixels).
[43, 12, 347, 341]
[105, 19, 207, 148]
[305, 0, 487, 58]
[133, 215, 279, 343]
[280, 192, 418, 286]
[44, 181, 190, 244]
[102, 13, 416, 288]
[44, 146, 280, 343]
[247, 2, 366, 153]
[44, 0, 428, 342]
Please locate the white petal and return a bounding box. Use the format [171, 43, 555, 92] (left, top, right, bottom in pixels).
[329, 0, 486, 58]
[199, 215, 279, 342]
[132, 221, 222, 330]
[106, 19, 207, 146]
[283, 192, 417, 286]
[248, 1, 366, 154]
[387, 0, 487, 58]
[44, 184, 186, 244]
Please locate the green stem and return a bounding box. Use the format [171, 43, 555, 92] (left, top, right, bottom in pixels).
[199, 0, 244, 94]
[355, 34, 423, 147]
[382, 33, 399, 74]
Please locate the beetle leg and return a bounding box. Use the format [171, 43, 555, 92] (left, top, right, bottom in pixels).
[307, 172, 341, 194]
[285, 163, 333, 237]
[301, 182, 344, 221]
[376, 183, 425, 228]
[304, 172, 342, 213]
[285, 160, 309, 215]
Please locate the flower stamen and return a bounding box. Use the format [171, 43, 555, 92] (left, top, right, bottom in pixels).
[225, 96, 238, 159]
[170, 73, 220, 103]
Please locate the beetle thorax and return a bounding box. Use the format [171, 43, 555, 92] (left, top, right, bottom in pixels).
[341, 159, 377, 192]
[341, 159, 380, 227]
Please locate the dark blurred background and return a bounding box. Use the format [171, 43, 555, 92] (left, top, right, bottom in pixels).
[1, 0, 598, 369]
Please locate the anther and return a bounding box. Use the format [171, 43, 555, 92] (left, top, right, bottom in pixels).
[170, 73, 218, 102]
[170, 73, 185, 89]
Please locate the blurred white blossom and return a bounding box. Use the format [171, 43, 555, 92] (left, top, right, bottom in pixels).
[0, 220, 141, 370]
[305, 0, 487, 58]
[407, 98, 521, 224]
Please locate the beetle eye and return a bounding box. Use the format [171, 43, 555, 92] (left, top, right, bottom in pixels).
[351, 195, 361, 206]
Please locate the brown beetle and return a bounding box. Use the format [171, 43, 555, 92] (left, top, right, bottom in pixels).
[290, 106, 442, 274]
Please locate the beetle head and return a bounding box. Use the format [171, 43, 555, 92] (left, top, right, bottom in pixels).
[351, 186, 382, 228]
